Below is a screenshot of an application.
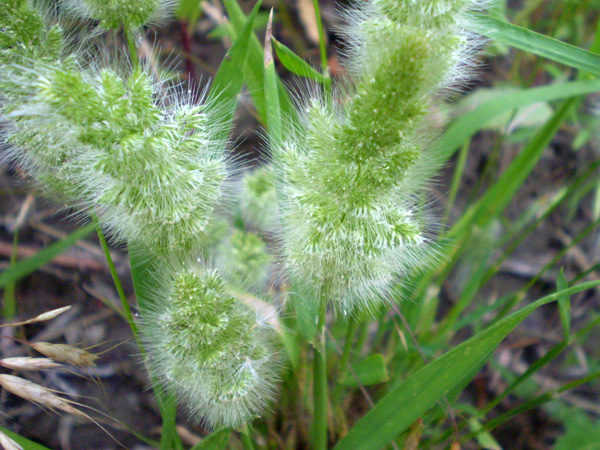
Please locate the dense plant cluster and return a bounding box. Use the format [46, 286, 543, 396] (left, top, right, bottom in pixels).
[0, 0, 487, 433]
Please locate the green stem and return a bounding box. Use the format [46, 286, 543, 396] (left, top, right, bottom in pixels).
[124, 28, 139, 68]
[311, 0, 328, 78]
[443, 140, 469, 225]
[312, 300, 328, 450]
[240, 425, 255, 450]
[354, 320, 369, 355]
[95, 223, 141, 347]
[332, 318, 359, 401]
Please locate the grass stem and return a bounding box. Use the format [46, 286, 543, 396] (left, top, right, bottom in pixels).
[312, 300, 328, 450]
[240, 425, 255, 450]
[311, 0, 328, 78]
[95, 224, 141, 348]
[125, 28, 139, 69]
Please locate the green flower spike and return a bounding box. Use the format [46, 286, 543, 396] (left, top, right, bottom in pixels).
[142, 262, 280, 429]
[273, 0, 487, 315]
[64, 0, 177, 29]
[4, 63, 230, 253]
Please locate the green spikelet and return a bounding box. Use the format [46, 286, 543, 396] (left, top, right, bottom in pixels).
[217, 229, 273, 291]
[0, 0, 64, 64]
[5, 64, 229, 252]
[64, 0, 176, 29]
[143, 263, 280, 428]
[238, 166, 278, 232]
[273, 0, 487, 314]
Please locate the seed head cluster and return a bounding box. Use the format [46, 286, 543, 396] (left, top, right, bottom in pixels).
[64, 0, 177, 29]
[142, 263, 280, 428]
[273, 0, 487, 314]
[0, 0, 278, 429]
[0, 0, 487, 431]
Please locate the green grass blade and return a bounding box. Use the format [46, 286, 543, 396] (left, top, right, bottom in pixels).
[436, 79, 600, 164]
[221, 0, 294, 123]
[177, 0, 201, 20]
[210, 0, 263, 130]
[333, 281, 600, 450]
[273, 39, 330, 86]
[557, 269, 571, 339]
[449, 98, 577, 239]
[470, 13, 600, 76]
[471, 370, 600, 441]
[190, 429, 232, 450]
[341, 354, 389, 387]
[129, 247, 182, 450]
[264, 10, 282, 145]
[0, 223, 96, 290]
[0, 428, 52, 450]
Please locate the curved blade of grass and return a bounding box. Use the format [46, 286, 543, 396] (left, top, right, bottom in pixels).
[0, 428, 52, 450]
[436, 79, 600, 164]
[469, 13, 600, 76]
[177, 0, 201, 20]
[341, 354, 389, 387]
[333, 280, 600, 450]
[190, 429, 232, 450]
[209, 0, 263, 135]
[0, 222, 95, 290]
[221, 0, 294, 123]
[469, 370, 600, 442]
[410, 97, 579, 329]
[557, 269, 571, 339]
[273, 39, 330, 86]
[448, 97, 577, 239]
[264, 9, 282, 145]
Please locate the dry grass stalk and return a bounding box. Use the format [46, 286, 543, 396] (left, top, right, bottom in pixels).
[0, 374, 88, 419]
[1, 306, 72, 328]
[0, 431, 23, 450]
[0, 357, 61, 371]
[0, 375, 122, 446]
[30, 342, 98, 368]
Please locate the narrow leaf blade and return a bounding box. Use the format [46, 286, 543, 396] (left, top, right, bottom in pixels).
[557, 269, 571, 339]
[0, 223, 96, 289]
[190, 429, 232, 450]
[273, 39, 330, 86]
[209, 0, 263, 129]
[436, 79, 600, 164]
[333, 281, 600, 450]
[0, 428, 52, 450]
[342, 354, 389, 387]
[221, 0, 294, 122]
[470, 13, 600, 76]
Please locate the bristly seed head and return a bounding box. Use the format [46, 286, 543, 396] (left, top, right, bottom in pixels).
[272, 0, 486, 314]
[142, 261, 280, 429]
[63, 0, 178, 29]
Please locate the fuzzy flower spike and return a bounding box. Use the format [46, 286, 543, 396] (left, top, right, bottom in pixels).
[4, 62, 230, 253]
[63, 0, 178, 29]
[142, 260, 280, 429]
[274, 0, 486, 314]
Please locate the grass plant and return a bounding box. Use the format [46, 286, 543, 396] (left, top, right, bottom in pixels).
[1, 0, 600, 449]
